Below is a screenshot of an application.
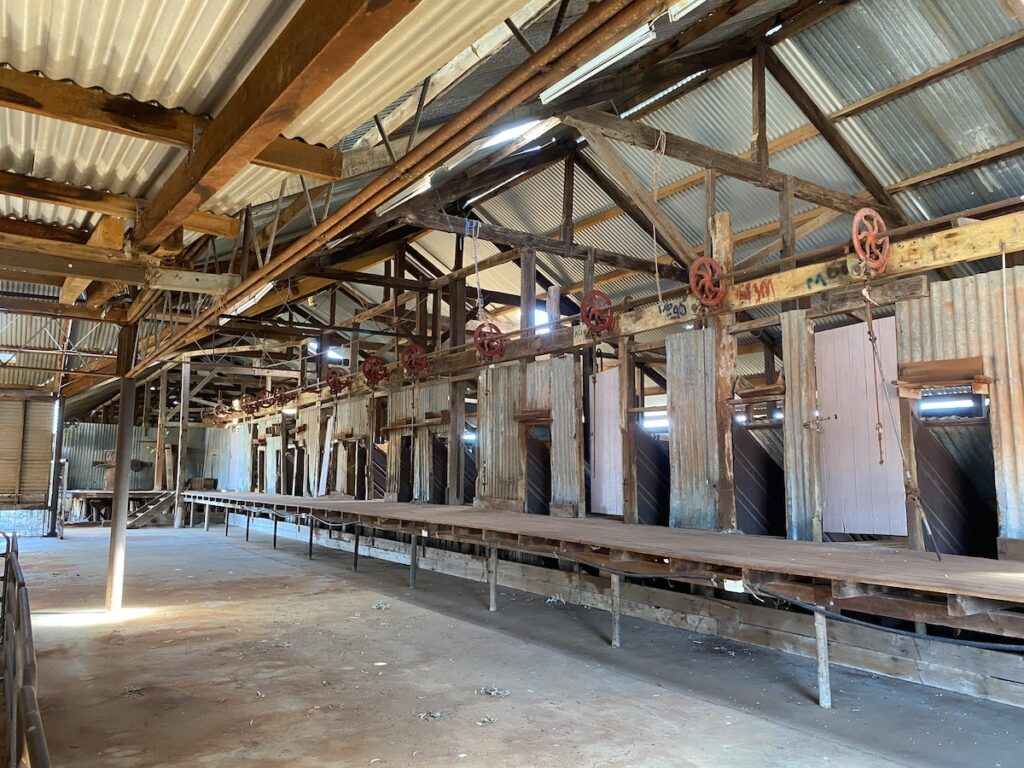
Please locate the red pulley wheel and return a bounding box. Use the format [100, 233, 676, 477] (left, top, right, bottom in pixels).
[326, 367, 351, 394]
[361, 354, 389, 387]
[400, 342, 430, 375]
[581, 289, 615, 333]
[474, 322, 505, 359]
[689, 256, 727, 308]
[852, 207, 890, 273]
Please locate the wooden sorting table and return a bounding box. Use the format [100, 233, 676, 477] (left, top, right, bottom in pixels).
[183, 492, 1024, 637]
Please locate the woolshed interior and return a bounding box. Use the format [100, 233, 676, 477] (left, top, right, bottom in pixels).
[1, 0, 1024, 766]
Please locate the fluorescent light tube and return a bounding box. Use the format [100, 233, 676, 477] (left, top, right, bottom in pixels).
[668, 0, 709, 22]
[540, 23, 656, 104]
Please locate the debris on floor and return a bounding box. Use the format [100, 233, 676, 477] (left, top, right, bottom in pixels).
[476, 716, 496, 726]
[372, 601, 391, 610]
[546, 594, 566, 606]
[478, 686, 510, 698]
[416, 711, 444, 720]
[119, 685, 145, 699]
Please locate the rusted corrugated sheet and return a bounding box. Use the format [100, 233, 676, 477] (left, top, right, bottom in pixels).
[476, 362, 521, 504]
[782, 309, 821, 541]
[896, 267, 1024, 538]
[525, 355, 583, 513]
[666, 328, 717, 529]
[64, 422, 154, 490]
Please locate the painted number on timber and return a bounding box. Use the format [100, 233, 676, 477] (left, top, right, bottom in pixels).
[806, 261, 851, 291]
[659, 299, 692, 319]
[734, 278, 775, 303]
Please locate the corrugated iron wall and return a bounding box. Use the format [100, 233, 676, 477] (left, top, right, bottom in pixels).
[414, 381, 450, 503]
[525, 355, 583, 514]
[896, 267, 1024, 539]
[201, 426, 251, 492]
[0, 399, 54, 505]
[666, 329, 718, 530]
[782, 309, 822, 541]
[65, 423, 154, 490]
[386, 388, 415, 499]
[297, 404, 321, 496]
[476, 363, 522, 504]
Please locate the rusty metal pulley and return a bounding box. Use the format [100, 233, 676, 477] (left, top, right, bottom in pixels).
[580, 289, 615, 333]
[326, 367, 351, 394]
[240, 393, 258, 415]
[272, 384, 293, 407]
[257, 390, 275, 410]
[852, 207, 890, 273]
[361, 354, 389, 387]
[473, 322, 505, 359]
[689, 256, 727, 308]
[400, 341, 430, 375]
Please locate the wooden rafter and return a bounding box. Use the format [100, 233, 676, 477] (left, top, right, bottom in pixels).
[0, 66, 343, 181]
[563, 108, 883, 215]
[0, 170, 237, 238]
[134, 0, 424, 249]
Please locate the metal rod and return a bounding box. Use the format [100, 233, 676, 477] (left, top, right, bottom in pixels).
[273, 517, 278, 549]
[374, 115, 398, 163]
[488, 547, 498, 612]
[245, 510, 251, 541]
[409, 76, 431, 150]
[409, 534, 419, 588]
[308, 515, 314, 559]
[203, 503, 210, 532]
[610, 573, 621, 648]
[353, 527, 360, 571]
[815, 612, 832, 708]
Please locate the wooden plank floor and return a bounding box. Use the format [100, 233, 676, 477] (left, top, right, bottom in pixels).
[184, 492, 1024, 603]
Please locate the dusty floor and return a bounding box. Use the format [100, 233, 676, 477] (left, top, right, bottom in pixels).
[18, 527, 1021, 768]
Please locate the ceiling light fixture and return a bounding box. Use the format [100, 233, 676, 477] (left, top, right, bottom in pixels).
[539, 23, 656, 104]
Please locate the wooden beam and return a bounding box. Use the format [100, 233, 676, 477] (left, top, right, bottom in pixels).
[751, 41, 768, 172]
[0, 170, 238, 238]
[134, 0, 423, 248]
[764, 48, 904, 220]
[0, 65, 344, 182]
[577, 126, 695, 265]
[403, 210, 689, 282]
[832, 29, 1024, 120]
[0, 246, 239, 294]
[59, 278, 92, 306]
[0, 217, 88, 244]
[562, 108, 879, 215]
[887, 137, 1024, 193]
[0, 295, 126, 323]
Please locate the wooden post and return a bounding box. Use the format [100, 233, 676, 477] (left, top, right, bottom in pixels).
[104, 323, 137, 612]
[488, 547, 498, 612]
[448, 381, 466, 505]
[815, 612, 832, 708]
[520, 247, 537, 337]
[450, 278, 466, 351]
[546, 286, 561, 326]
[711, 213, 737, 530]
[779, 174, 796, 263]
[781, 310, 822, 541]
[751, 41, 769, 176]
[561, 144, 576, 260]
[431, 289, 442, 352]
[900, 398, 925, 550]
[610, 573, 621, 648]
[619, 337, 637, 524]
[153, 371, 168, 491]
[409, 534, 419, 589]
[203, 502, 210, 531]
[173, 362, 190, 527]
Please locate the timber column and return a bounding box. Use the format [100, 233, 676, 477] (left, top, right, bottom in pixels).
[173, 362, 191, 527]
[105, 323, 138, 611]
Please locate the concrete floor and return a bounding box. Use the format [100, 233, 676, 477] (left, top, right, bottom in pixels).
[19, 528, 1021, 768]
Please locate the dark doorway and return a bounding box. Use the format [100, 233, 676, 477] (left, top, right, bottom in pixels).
[635, 430, 670, 526]
[431, 434, 448, 504]
[734, 424, 787, 536]
[525, 426, 551, 515]
[397, 435, 414, 503]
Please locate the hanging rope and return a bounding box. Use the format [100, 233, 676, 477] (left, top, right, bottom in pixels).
[863, 294, 885, 465]
[465, 218, 485, 320]
[651, 129, 667, 305]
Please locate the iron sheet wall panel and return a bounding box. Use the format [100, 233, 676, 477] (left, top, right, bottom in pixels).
[476, 363, 521, 504]
[666, 328, 718, 529]
[63, 422, 155, 490]
[18, 400, 55, 504]
[782, 309, 822, 541]
[896, 267, 1024, 538]
[525, 355, 583, 512]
